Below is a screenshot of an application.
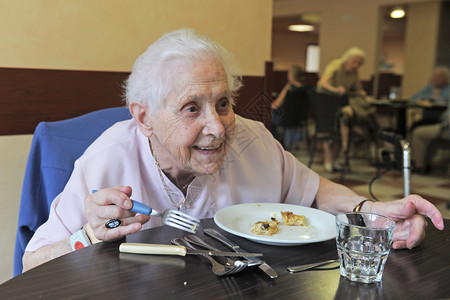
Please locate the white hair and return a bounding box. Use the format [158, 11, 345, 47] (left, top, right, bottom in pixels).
[434, 65, 450, 84]
[124, 29, 243, 112]
[340, 47, 366, 65]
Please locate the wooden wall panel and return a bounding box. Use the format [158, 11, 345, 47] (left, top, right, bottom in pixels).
[234, 76, 271, 130]
[0, 68, 129, 135]
[0, 68, 270, 135]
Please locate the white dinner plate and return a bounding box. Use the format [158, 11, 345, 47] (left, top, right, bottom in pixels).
[214, 203, 336, 246]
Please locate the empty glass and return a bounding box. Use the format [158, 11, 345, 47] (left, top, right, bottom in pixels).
[336, 212, 395, 283]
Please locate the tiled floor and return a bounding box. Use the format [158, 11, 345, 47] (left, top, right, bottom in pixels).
[290, 142, 450, 219]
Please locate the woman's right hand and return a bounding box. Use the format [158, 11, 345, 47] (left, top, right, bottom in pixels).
[84, 186, 150, 242]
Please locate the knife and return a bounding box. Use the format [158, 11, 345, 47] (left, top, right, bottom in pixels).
[204, 228, 278, 279]
[119, 243, 263, 258]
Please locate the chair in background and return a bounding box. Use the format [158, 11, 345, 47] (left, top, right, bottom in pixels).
[424, 134, 450, 174]
[13, 107, 132, 276]
[308, 91, 350, 181]
[272, 86, 310, 150]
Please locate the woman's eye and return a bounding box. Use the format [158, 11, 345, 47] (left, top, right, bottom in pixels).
[187, 106, 198, 113]
[219, 98, 230, 108]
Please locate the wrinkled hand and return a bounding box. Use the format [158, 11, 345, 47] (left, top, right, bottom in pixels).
[372, 195, 444, 249]
[84, 186, 150, 242]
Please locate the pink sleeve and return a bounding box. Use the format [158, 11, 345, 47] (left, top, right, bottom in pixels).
[25, 162, 89, 252]
[279, 144, 320, 207]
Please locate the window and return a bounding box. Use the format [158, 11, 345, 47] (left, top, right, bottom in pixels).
[305, 44, 320, 73]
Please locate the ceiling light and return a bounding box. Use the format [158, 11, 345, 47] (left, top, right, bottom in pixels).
[390, 7, 405, 19]
[288, 24, 314, 32]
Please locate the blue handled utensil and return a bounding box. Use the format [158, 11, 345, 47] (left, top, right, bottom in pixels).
[92, 190, 200, 233]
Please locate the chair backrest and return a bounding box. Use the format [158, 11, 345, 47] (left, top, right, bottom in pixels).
[279, 86, 310, 127]
[310, 91, 348, 135]
[13, 107, 132, 276]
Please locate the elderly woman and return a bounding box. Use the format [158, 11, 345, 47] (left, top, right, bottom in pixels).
[317, 47, 367, 97]
[409, 66, 450, 132]
[317, 47, 378, 172]
[23, 29, 443, 272]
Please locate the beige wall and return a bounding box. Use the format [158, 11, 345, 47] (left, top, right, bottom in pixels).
[319, 1, 380, 81]
[274, 0, 382, 80]
[0, 0, 273, 284]
[381, 36, 405, 75]
[402, 1, 441, 98]
[0, 135, 33, 283]
[271, 30, 318, 71]
[0, 0, 273, 75]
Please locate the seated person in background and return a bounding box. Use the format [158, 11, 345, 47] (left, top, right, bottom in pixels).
[411, 97, 449, 173]
[271, 65, 309, 149]
[317, 47, 378, 172]
[409, 66, 450, 132]
[22, 29, 443, 272]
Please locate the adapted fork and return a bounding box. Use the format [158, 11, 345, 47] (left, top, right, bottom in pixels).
[171, 238, 247, 276]
[131, 201, 200, 234]
[92, 190, 200, 234]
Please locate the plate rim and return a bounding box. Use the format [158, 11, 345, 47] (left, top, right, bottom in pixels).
[214, 203, 336, 245]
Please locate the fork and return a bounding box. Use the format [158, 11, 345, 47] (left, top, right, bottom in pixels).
[182, 236, 248, 275]
[181, 237, 248, 276]
[92, 190, 200, 233]
[152, 207, 200, 234]
[171, 238, 247, 276]
[184, 235, 245, 267]
[132, 201, 200, 233]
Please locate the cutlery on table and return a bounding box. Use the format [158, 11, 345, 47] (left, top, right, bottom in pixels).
[171, 238, 247, 276]
[287, 259, 339, 273]
[184, 234, 245, 267]
[119, 243, 263, 258]
[92, 190, 200, 233]
[204, 228, 278, 279]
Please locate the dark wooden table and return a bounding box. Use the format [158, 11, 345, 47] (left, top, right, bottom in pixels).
[372, 100, 448, 137]
[1, 219, 449, 299]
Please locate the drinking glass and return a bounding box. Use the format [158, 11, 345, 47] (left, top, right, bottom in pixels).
[336, 212, 395, 283]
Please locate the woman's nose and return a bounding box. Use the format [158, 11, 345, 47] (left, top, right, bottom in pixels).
[202, 112, 225, 138]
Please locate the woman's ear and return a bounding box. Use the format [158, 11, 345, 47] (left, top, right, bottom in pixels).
[130, 103, 153, 137]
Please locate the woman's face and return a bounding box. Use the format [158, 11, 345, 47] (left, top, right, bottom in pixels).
[344, 55, 363, 73]
[150, 58, 235, 177]
[432, 70, 446, 88]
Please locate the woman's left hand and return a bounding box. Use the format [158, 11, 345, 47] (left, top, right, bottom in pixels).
[371, 195, 444, 249]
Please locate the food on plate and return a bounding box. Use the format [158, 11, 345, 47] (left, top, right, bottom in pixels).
[251, 218, 279, 236]
[281, 211, 307, 226]
[251, 211, 307, 236]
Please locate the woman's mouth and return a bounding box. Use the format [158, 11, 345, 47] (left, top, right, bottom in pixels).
[193, 143, 223, 154]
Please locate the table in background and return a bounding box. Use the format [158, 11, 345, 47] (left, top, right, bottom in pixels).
[1, 219, 449, 299]
[371, 99, 447, 137]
